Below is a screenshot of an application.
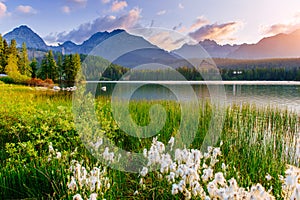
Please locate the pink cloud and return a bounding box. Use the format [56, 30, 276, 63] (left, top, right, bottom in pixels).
[190, 16, 209, 31]
[111, 1, 128, 12]
[16, 5, 37, 15]
[0, 2, 7, 18]
[45, 7, 141, 44]
[189, 22, 242, 43]
[61, 6, 71, 14]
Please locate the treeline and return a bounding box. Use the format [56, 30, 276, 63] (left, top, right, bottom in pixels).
[174, 66, 300, 81]
[0, 35, 82, 86]
[220, 67, 300, 81]
[2, 35, 300, 84]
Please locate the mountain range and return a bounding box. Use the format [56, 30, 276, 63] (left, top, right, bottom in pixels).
[3, 25, 300, 65]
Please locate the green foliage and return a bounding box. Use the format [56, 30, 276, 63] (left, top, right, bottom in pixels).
[5, 54, 30, 84]
[0, 76, 14, 84]
[0, 38, 9, 73]
[38, 50, 58, 81]
[0, 84, 299, 199]
[18, 42, 31, 77]
[62, 53, 81, 86]
[30, 57, 38, 78]
[5, 53, 19, 76]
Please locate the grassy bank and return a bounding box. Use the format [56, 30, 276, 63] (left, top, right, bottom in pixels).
[0, 84, 299, 199]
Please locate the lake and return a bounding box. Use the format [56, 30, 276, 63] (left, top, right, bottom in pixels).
[91, 81, 300, 114]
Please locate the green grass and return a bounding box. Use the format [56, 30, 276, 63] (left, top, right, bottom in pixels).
[0, 83, 299, 199]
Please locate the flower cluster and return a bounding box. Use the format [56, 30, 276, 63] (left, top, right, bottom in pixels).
[281, 164, 300, 199]
[47, 142, 62, 161]
[138, 137, 277, 199]
[67, 160, 111, 200]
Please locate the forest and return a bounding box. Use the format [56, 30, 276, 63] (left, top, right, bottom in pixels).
[1, 34, 300, 84]
[0, 35, 81, 86]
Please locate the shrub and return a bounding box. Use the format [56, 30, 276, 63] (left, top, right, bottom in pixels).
[27, 78, 45, 86]
[44, 78, 54, 85]
[0, 76, 15, 84]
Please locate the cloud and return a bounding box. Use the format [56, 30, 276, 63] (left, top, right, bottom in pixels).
[178, 3, 184, 9]
[142, 30, 190, 51]
[156, 10, 166, 16]
[189, 22, 242, 43]
[0, 2, 7, 18]
[15, 5, 37, 15]
[102, 0, 111, 3]
[61, 6, 71, 14]
[44, 7, 141, 44]
[190, 16, 209, 31]
[111, 1, 128, 12]
[261, 13, 300, 36]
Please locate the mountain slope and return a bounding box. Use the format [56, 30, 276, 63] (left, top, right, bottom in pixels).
[3, 25, 48, 50]
[229, 30, 300, 59]
[172, 39, 240, 59]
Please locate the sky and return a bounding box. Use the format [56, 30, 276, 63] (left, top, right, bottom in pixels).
[1, 0, 300, 49]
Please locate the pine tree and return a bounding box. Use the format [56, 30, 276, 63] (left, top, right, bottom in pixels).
[57, 54, 63, 84]
[18, 42, 31, 77]
[30, 57, 38, 78]
[0, 36, 8, 73]
[1, 39, 9, 69]
[8, 39, 18, 56]
[47, 50, 58, 81]
[62, 54, 71, 84]
[5, 53, 20, 77]
[39, 55, 49, 80]
[0, 34, 3, 73]
[72, 53, 82, 82]
[63, 53, 82, 85]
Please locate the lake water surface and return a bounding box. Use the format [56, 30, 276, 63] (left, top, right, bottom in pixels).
[92, 81, 300, 114]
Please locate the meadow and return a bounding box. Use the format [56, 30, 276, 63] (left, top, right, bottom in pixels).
[1, 82, 300, 199]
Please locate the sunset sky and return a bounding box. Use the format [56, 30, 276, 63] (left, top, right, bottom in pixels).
[1, 0, 300, 48]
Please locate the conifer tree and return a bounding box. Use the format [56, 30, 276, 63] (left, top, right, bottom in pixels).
[18, 42, 31, 77]
[47, 50, 58, 81]
[30, 57, 38, 78]
[5, 53, 20, 77]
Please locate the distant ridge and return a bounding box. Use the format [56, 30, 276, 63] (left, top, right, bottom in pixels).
[3, 25, 48, 50]
[4, 25, 300, 60]
[229, 29, 300, 59]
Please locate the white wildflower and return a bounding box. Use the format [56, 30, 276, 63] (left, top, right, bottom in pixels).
[56, 152, 61, 159]
[290, 183, 300, 200]
[89, 193, 97, 200]
[166, 172, 176, 183]
[139, 178, 143, 186]
[94, 138, 103, 149]
[214, 172, 226, 186]
[212, 147, 221, 157]
[143, 149, 147, 158]
[73, 194, 83, 200]
[172, 184, 179, 195]
[265, 173, 272, 181]
[202, 167, 213, 182]
[168, 137, 175, 150]
[140, 167, 148, 177]
[68, 176, 77, 191]
[49, 142, 54, 154]
[221, 163, 227, 171]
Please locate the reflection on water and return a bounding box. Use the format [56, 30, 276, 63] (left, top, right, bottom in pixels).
[95, 82, 300, 114]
